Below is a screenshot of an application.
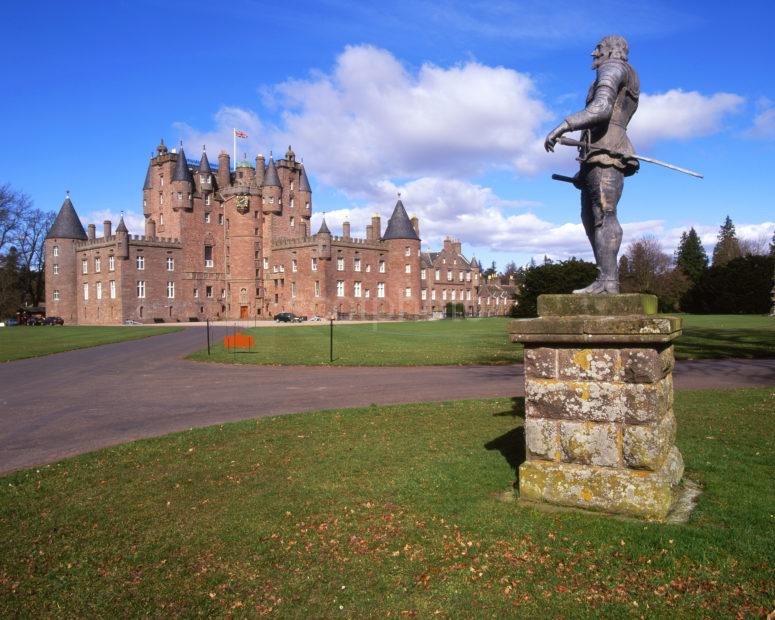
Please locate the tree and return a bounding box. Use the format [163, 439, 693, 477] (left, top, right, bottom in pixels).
[674, 227, 708, 283]
[682, 254, 774, 314]
[512, 258, 597, 317]
[0, 184, 30, 255]
[712, 215, 741, 266]
[620, 236, 691, 311]
[738, 234, 770, 257]
[14, 208, 55, 305]
[482, 261, 497, 281]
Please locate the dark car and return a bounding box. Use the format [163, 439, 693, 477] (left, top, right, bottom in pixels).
[274, 312, 303, 323]
[43, 316, 65, 326]
[26, 316, 45, 326]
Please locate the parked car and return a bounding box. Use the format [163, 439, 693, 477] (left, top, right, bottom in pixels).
[43, 316, 64, 326]
[274, 312, 303, 323]
[124, 319, 143, 325]
[310, 315, 322, 322]
[1, 318, 19, 327]
[26, 316, 45, 326]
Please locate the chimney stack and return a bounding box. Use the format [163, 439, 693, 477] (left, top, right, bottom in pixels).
[145, 218, 156, 238]
[103, 220, 112, 238]
[342, 220, 351, 239]
[87, 224, 96, 240]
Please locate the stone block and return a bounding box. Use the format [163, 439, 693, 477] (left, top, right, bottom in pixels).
[559, 420, 619, 467]
[524, 418, 559, 461]
[558, 348, 623, 382]
[526, 378, 624, 423]
[519, 452, 683, 520]
[509, 314, 682, 345]
[622, 378, 671, 424]
[622, 411, 676, 470]
[621, 345, 674, 383]
[524, 347, 557, 379]
[537, 293, 658, 317]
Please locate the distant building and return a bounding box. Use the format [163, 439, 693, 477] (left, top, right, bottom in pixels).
[45, 142, 515, 324]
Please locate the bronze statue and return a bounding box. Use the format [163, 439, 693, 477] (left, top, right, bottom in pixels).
[545, 35, 640, 294]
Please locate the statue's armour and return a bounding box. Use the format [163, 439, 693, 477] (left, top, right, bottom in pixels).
[566, 59, 640, 176]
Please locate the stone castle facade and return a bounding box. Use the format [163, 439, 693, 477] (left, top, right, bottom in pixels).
[44, 142, 515, 324]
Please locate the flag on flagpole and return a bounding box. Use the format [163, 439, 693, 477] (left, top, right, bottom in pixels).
[234, 129, 248, 139]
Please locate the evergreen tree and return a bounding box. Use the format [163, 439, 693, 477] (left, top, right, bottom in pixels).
[674, 227, 709, 283]
[512, 259, 597, 317]
[769, 230, 775, 257]
[712, 215, 741, 266]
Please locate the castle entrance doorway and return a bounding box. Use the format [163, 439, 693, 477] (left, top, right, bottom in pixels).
[240, 305, 249, 319]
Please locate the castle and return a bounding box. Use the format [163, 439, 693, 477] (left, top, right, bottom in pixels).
[44, 142, 515, 324]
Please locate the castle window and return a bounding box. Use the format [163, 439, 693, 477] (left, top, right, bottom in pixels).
[454, 259, 457, 265]
[451, 290, 456, 301]
[447, 270, 452, 281]
[160, 193, 164, 205]
[160, 176, 164, 187]
[442, 290, 447, 301]
[421, 289, 427, 301]
[315, 281, 320, 297]
[205, 194, 211, 206]
[221, 288, 226, 299]
[364, 288, 370, 298]
[136, 255, 145, 270]
[160, 213, 164, 225]
[270, 197, 274, 204]
[459, 271, 464, 282]
[365, 264, 371, 273]
[82, 259, 88, 274]
[290, 216, 295, 227]
[421, 269, 426, 280]
[377, 282, 385, 298]
[204, 245, 213, 268]
[205, 212, 210, 223]
[305, 202, 310, 209]
[143, 199, 147, 209]
[379, 260, 386, 273]
[219, 214, 224, 225]
[53, 289, 60, 301]
[206, 286, 213, 298]
[311, 257, 317, 271]
[405, 246, 410, 257]
[290, 198, 294, 208]
[466, 290, 471, 300]
[109, 256, 115, 271]
[53, 264, 59, 275]
[336, 280, 344, 297]
[136, 281, 146, 298]
[405, 287, 412, 298]
[95, 257, 101, 273]
[466, 272, 471, 282]
[337, 257, 344, 271]
[354, 281, 362, 297]
[290, 181, 294, 191]
[354, 258, 361, 272]
[167, 282, 175, 299]
[431, 289, 436, 301]
[292, 259, 298, 272]
[435, 269, 440, 280]
[405, 264, 411, 274]
[291, 282, 296, 298]
[263, 257, 269, 269]
[110, 280, 116, 299]
[166, 257, 174, 271]
[53, 245, 59, 257]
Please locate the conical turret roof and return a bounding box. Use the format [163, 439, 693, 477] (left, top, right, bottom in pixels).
[143, 162, 153, 190]
[470, 256, 479, 269]
[115, 216, 128, 233]
[198, 150, 212, 174]
[317, 218, 331, 235]
[46, 194, 87, 240]
[382, 199, 419, 241]
[299, 164, 312, 193]
[172, 148, 194, 183]
[263, 157, 281, 188]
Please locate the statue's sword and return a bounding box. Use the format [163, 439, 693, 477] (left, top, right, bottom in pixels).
[552, 137, 704, 184]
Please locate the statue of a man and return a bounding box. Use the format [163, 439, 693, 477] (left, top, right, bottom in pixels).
[544, 35, 640, 294]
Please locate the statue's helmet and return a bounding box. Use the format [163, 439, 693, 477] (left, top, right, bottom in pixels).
[594, 35, 629, 62]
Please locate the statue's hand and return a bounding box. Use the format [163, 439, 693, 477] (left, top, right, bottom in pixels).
[544, 121, 569, 153]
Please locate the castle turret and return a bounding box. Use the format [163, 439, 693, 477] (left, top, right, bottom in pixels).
[217, 151, 231, 188]
[171, 147, 193, 211]
[145, 218, 156, 238]
[298, 163, 312, 220]
[115, 215, 129, 259]
[198, 148, 213, 194]
[316, 217, 332, 260]
[262, 156, 282, 214]
[45, 192, 87, 324]
[382, 199, 422, 317]
[235, 157, 255, 186]
[142, 160, 153, 216]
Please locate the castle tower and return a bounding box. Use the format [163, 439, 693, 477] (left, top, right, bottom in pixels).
[45, 192, 87, 324]
[217, 151, 231, 189]
[171, 147, 193, 211]
[297, 163, 312, 234]
[142, 160, 153, 216]
[381, 199, 421, 317]
[262, 156, 282, 215]
[198, 148, 213, 195]
[115, 216, 129, 259]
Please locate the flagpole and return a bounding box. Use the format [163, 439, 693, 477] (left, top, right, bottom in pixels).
[232, 129, 236, 171]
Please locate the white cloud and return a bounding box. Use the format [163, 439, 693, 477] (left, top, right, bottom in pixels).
[745, 98, 775, 140]
[630, 89, 744, 146]
[173, 106, 268, 161]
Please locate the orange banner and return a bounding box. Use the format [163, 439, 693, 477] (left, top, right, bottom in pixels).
[224, 332, 254, 349]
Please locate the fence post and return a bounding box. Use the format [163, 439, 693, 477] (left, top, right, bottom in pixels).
[206, 318, 211, 356]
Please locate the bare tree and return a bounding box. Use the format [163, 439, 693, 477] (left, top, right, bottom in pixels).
[738, 234, 770, 257]
[0, 184, 30, 255]
[15, 208, 55, 306]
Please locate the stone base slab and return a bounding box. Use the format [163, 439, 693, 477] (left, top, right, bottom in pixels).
[519, 446, 684, 520]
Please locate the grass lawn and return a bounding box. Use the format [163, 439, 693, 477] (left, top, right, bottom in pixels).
[1, 388, 772, 617]
[188, 314, 775, 366]
[0, 326, 183, 362]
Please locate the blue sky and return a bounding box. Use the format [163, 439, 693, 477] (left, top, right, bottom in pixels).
[2, 0, 773, 268]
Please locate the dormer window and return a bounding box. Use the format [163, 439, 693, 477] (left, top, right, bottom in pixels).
[200, 175, 208, 184]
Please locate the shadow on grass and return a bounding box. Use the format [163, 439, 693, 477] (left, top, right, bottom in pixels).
[485, 397, 526, 477]
[677, 327, 775, 360]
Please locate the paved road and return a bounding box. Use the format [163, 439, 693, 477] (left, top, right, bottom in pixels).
[1, 328, 773, 475]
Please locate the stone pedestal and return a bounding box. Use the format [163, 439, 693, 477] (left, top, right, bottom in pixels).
[509, 294, 684, 520]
